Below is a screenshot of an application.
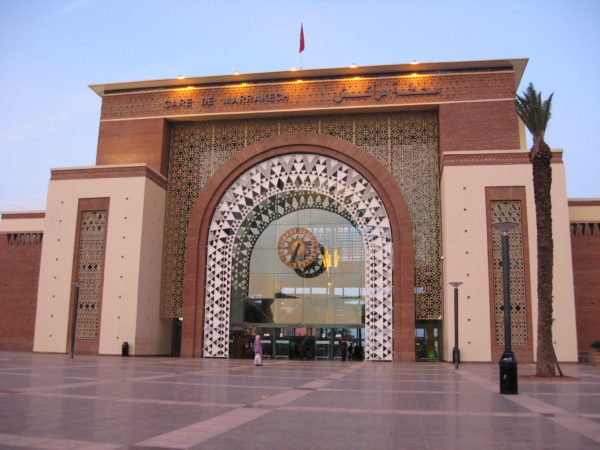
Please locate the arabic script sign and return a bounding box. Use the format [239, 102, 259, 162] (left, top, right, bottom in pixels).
[334, 83, 439, 104]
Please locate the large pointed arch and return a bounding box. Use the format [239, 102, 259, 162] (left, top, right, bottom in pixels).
[209, 155, 393, 360]
[182, 132, 415, 361]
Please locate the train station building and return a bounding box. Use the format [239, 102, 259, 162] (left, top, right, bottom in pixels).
[1, 58, 598, 362]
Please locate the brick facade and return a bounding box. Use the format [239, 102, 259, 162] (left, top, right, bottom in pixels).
[570, 222, 600, 352]
[0, 232, 43, 351]
[95, 67, 521, 182]
[96, 118, 170, 176]
[439, 100, 520, 152]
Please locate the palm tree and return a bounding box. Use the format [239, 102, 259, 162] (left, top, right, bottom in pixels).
[515, 83, 556, 377]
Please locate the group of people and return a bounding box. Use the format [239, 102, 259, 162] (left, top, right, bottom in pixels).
[253, 335, 364, 365]
[339, 340, 364, 361]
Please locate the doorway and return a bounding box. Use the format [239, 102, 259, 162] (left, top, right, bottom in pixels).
[229, 327, 365, 361]
[415, 320, 441, 361]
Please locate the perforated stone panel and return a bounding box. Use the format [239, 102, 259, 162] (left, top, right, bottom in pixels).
[75, 211, 107, 340]
[204, 154, 393, 360]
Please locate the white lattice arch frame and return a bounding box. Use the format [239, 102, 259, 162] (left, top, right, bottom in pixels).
[204, 153, 394, 360]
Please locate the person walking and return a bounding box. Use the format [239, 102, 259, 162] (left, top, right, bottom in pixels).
[355, 343, 364, 361]
[253, 335, 263, 366]
[300, 336, 309, 360]
[340, 340, 348, 362]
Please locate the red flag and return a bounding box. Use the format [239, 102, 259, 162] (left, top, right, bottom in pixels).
[299, 23, 305, 53]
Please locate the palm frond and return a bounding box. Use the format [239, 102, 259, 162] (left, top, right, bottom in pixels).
[515, 83, 553, 139]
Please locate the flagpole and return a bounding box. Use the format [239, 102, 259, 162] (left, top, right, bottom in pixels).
[299, 22, 305, 69]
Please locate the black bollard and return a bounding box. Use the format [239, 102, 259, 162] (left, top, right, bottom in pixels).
[499, 353, 518, 394]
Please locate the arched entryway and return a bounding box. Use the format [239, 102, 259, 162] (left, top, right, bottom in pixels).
[182, 133, 415, 361]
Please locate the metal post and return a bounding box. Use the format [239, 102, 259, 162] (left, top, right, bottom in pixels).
[501, 231, 513, 355]
[493, 222, 518, 394]
[70, 281, 80, 359]
[449, 282, 462, 369]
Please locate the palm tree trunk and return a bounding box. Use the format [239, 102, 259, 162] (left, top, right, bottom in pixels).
[532, 142, 556, 377]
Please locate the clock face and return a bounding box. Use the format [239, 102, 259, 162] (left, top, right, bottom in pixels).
[277, 227, 318, 269]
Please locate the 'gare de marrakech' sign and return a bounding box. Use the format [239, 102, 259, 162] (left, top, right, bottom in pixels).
[163, 82, 440, 110]
[164, 92, 290, 109]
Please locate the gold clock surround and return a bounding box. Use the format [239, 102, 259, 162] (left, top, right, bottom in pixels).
[277, 227, 318, 269]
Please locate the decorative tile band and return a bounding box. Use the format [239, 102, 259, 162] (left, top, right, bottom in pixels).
[101, 71, 515, 121]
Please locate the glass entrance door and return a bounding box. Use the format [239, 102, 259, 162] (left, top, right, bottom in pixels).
[229, 327, 364, 361]
[415, 320, 441, 361]
[315, 328, 364, 360]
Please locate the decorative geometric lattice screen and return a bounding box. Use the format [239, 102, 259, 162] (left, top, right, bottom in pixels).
[491, 201, 527, 346]
[205, 154, 392, 360]
[160, 112, 442, 321]
[75, 211, 107, 340]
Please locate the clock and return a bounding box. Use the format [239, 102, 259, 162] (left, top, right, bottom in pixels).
[277, 227, 318, 269]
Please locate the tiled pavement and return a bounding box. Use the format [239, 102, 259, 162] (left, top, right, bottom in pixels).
[0, 352, 599, 449]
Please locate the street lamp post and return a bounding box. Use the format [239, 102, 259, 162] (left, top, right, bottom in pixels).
[492, 221, 519, 395]
[449, 281, 462, 370]
[70, 280, 80, 359]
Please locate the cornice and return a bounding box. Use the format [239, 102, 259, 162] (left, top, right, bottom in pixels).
[568, 199, 600, 207]
[90, 58, 528, 95]
[0, 212, 45, 220]
[442, 150, 563, 167]
[50, 165, 167, 189]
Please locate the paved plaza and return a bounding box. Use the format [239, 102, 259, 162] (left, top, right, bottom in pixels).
[0, 352, 599, 449]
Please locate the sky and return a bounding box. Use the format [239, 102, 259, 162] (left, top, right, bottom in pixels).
[0, 0, 599, 211]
